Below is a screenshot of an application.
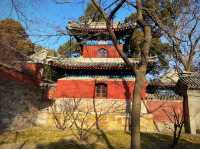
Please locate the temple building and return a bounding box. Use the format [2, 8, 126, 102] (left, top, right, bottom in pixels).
[0, 19, 199, 133]
[43, 21, 156, 100]
[2, 20, 187, 132]
[20, 21, 142, 99]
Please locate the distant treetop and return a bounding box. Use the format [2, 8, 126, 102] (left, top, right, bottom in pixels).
[0, 19, 34, 65]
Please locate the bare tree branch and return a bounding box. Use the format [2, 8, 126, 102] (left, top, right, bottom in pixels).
[91, 0, 134, 69]
[109, 0, 126, 20]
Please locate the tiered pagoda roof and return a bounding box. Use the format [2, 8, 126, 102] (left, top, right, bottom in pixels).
[26, 20, 157, 80]
[30, 56, 156, 70]
[68, 21, 136, 40]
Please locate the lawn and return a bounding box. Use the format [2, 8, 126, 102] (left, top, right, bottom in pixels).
[0, 127, 200, 149]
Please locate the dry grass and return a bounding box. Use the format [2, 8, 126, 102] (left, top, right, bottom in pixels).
[0, 127, 200, 149]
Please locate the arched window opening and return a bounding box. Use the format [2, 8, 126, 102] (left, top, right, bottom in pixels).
[97, 48, 108, 57]
[95, 83, 107, 98]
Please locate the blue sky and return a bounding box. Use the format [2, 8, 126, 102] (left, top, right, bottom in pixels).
[0, 0, 134, 50]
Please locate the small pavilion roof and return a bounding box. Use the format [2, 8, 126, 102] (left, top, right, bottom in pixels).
[148, 69, 179, 88]
[178, 72, 200, 89]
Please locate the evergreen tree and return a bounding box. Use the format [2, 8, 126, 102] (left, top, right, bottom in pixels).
[0, 19, 34, 65]
[79, 1, 104, 22]
[57, 39, 80, 57]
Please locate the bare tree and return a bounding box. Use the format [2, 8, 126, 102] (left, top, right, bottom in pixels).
[51, 98, 122, 141]
[91, 1, 152, 149]
[174, 1, 200, 72]
[142, 0, 200, 72]
[5, 1, 197, 149]
[51, 99, 75, 130]
[163, 105, 184, 149]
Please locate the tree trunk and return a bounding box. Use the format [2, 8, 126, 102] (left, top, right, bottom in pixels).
[90, 2, 152, 149]
[131, 67, 146, 149]
[130, 16, 151, 149]
[185, 47, 195, 72]
[183, 94, 190, 133]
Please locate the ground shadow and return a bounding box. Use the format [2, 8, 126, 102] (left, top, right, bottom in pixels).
[36, 139, 96, 149]
[96, 129, 115, 149]
[141, 132, 200, 149]
[0, 77, 53, 133]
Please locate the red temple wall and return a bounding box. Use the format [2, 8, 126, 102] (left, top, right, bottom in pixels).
[83, 45, 123, 58]
[144, 100, 183, 123]
[52, 79, 145, 99]
[23, 63, 42, 79]
[49, 79, 183, 123]
[0, 66, 39, 85]
[54, 80, 94, 98]
[23, 63, 39, 74]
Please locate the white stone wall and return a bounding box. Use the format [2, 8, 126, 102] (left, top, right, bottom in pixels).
[187, 90, 200, 134]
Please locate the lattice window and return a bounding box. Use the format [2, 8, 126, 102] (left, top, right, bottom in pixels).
[97, 48, 108, 57]
[95, 83, 107, 98]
